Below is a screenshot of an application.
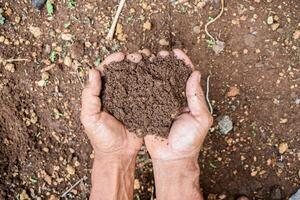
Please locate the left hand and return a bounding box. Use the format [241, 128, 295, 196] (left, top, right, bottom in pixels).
[80, 53, 143, 159]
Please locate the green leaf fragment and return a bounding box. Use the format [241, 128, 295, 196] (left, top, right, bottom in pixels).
[49, 51, 57, 63]
[46, 0, 54, 16]
[67, 0, 76, 9]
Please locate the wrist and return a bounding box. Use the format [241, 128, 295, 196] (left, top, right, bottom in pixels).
[90, 152, 137, 200]
[93, 149, 138, 162]
[152, 157, 203, 200]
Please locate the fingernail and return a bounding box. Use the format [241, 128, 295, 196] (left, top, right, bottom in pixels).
[89, 70, 93, 82]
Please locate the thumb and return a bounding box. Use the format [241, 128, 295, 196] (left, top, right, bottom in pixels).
[81, 69, 102, 122]
[186, 71, 209, 119]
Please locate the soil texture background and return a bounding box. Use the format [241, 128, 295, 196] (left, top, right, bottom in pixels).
[0, 0, 299, 199]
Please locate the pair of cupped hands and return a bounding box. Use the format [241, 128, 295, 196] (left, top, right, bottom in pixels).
[80, 49, 213, 164]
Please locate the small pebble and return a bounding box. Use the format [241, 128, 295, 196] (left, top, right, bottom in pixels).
[66, 165, 75, 175]
[218, 115, 233, 135]
[159, 38, 169, 46]
[293, 30, 300, 40]
[19, 190, 30, 200]
[41, 72, 50, 80]
[143, 20, 151, 30]
[61, 33, 73, 41]
[4, 63, 15, 72]
[267, 16, 274, 25]
[278, 142, 288, 154]
[64, 56, 72, 67]
[0, 36, 5, 43]
[134, 179, 140, 189]
[193, 26, 201, 34]
[271, 23, 280, 31]
[226, 86, 240, 97]
[15, 15, 21, 24]
[29, 26, 42, 38]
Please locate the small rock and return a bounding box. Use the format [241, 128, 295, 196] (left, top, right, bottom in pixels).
[66, 164, 75, 175]
[218, 115, 233, 135]
[116, 23, 123, 35]
[197, 1, 206, 8]
[117, 33, 127, 42]
[15, 15, 21, 24]
[193, 26, 201, 34]
[32, 0, 47, 9]
[278, 142, 288, 154]
[295, 99, 300, 105]
[41, 71, 50, 80]
[279, 118, 288, 124]
[270, 186, 283, 200]
[5, 8, 12, 16]
[61, 33, 73, 41]
[271, 23, 280, 31]
[37, 80, 46, 87]
[64, 56, 72, 67]
[134, 179, 140, 189]
[212, 40, 225, 54]
[143, 20, 151, 30]
[293, 30, 300, 40]
[29, 26, 42, 38]
[0, 35, 5, 43]
[289, 188, 300, 200]
[226, 86, 240, 97]
[20, 190, 31, 200]
[244, 34, 256, 47]
[41, 170, 52, 185]
[267, 16, 274, 25]
[4, 63, 15, 72]
[159, 38, 169, 46]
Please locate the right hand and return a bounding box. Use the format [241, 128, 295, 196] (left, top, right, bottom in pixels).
[145, 49, 213, 161]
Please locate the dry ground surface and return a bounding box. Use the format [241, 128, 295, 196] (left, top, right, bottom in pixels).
[0, 0, 299, 199]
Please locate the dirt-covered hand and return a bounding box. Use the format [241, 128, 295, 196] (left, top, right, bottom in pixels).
[80, 53, 143, 158]
[145, 49, 213, 161]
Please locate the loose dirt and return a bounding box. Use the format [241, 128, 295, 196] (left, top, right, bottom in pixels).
[102, 56, 192, 138]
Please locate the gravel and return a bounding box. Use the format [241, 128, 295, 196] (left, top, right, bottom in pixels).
[218, 115, 233, 135]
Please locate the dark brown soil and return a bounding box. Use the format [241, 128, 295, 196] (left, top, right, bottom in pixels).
[0, 0, 299, 199]
[102, 56, 192, 137]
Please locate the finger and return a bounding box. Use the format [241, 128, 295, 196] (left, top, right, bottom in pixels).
[186, 71, 210, 118]
[158, 50, 170, 58]
[97, 52, 125, 75]
[173, 49, 195, 70]
[81, 69, 102, 118]
[126, 53, 143, 63]
[139, 49, 151, 57]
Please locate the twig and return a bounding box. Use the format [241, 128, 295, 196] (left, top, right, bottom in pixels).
[106, 0, 126, 40]
[76, 72, 84, 88]
[206, 75, 213, 114]
[4, 58, 30, 63]
[61, 176, 87, 198]
[204, 0, 225, 43]
[41, 64, 56, 72]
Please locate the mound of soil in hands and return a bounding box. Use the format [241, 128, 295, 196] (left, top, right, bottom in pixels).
[102, 55, 192, 138]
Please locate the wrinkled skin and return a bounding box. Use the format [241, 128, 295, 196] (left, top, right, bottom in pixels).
[81, 49, 214, 200]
